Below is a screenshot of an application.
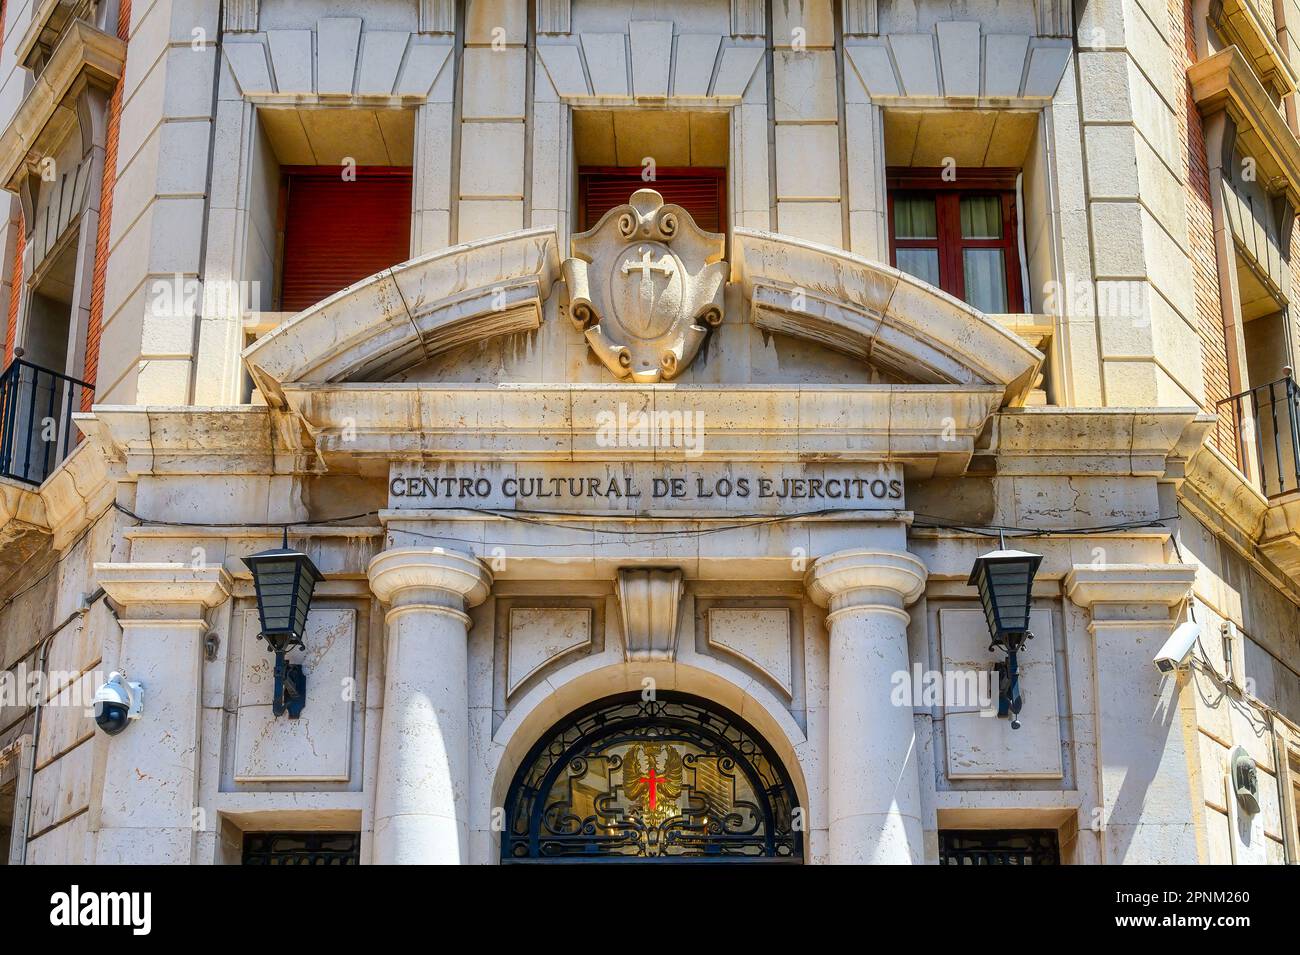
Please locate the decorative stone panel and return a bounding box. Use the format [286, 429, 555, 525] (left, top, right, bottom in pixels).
[706, 607, 794, 697]
[492, 596, 606, 709]
[506, 607, 592, 697]
[233, 607, 356, 782]
[939, 607, 1063, 779]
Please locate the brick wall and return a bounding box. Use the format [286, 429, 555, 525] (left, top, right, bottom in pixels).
[1177, 0, 1233, 456]
[3, 209, 18, 365]
[81, 0, 131, 409]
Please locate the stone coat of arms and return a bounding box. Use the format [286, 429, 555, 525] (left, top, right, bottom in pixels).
[562, 188, 727, 382]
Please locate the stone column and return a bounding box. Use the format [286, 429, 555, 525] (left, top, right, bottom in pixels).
[807, 548, 927, 864]
[1064, 562, 1200, 864]
[93, 563, 231, 864]
[367, 547, 491, 864]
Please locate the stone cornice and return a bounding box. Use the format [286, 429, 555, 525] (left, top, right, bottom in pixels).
[0, 426, 116, 589]
[1063, 563, 1198, 609]
[1174, 439, 1300, 601]
[79, 395, 1218, 486]
[1212, 0, 1299, 98]
[83, 384, 1004, 478]
[1188, 44, 1300, 208]
[277, 383, 1005, 478]
[988, 407, 1206, 476]
[76, 407, 282, 476]
[15, 0, 92, 73]
[0, 19, 124, 193]
[1182, 440, 1269, 542]
[95, 563, 233, 619]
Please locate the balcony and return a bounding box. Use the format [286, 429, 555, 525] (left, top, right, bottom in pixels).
[1212, 373, 1300, 579]
[1217, 374, 1300, 498]
[0, 18, 124, 193]
[1214, 0, 1299, 100]
[0, 357, 93, 485]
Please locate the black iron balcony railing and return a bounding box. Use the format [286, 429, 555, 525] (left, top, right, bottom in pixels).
[1216, 373, 1300, 499]
[0, 358, 93, 485]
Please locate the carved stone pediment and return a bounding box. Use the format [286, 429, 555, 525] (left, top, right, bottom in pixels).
[562, 189, 727, 383]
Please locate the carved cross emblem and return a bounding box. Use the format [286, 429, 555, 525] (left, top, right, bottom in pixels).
[621, 247, 676, 283]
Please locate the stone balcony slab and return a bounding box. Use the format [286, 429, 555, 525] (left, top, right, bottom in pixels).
[1189, 44, 1300, 209]
[0, 18, 124, 192]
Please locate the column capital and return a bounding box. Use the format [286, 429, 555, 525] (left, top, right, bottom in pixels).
[367, 547, 492, 609]
[805, 549, 926, 611]
[94, 563, 232, 620]
[1064, 563, 1197, 611]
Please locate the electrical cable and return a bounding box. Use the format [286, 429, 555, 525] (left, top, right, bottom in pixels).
[110, 499, 1181, 542]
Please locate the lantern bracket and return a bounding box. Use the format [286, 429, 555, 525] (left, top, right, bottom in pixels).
[994, 651, 1024, 730]
[273, 650, 307, 719]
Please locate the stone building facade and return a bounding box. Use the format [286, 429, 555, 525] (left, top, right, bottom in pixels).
[0, 0, 1297, 864]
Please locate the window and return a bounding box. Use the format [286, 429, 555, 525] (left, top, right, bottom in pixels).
[578, 167, 726, 233]
[938, 829, 1060, 865]
[502, 692, 802, 861]
[0, 737, 31, 865]
[888, 169, 1024, 313]
[0, 236, 92, 484]
[278, 166, 412, 312]
[241, 831, 360, 865]
[0, 770, 14, 865]
[571, 108, 729, 235]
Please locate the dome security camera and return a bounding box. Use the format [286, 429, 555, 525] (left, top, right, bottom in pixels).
[93, 672, 143, 736]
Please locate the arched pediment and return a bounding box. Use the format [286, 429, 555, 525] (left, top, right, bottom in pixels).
[732, 230, 1043, 405]
[243, 222, 1041, 407]
[242, 228, 560, 390]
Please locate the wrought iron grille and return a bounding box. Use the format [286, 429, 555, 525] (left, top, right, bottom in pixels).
[1216, 374, 1300, 498]
[242, 831, 360, 865]
[0, 358, 94, 485]
[938, 829, 1060, 865]
[502, 692, 803, 862]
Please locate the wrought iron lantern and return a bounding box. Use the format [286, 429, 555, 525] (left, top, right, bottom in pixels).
[241, 529, 323, 719]
[967, 537, 1042, 730]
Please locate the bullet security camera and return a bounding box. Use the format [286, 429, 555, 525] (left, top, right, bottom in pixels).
[93, 672, 143, 736]
[1153, 621, 1200, 674]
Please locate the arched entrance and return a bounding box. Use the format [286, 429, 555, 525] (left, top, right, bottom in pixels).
[501, 692, 804, 863]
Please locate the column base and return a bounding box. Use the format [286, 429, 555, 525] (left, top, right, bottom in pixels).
[829, 812, 923, 865]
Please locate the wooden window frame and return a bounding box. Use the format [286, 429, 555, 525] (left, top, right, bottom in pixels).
[576, 166, 727, 234]
[886, 167, 1024, 313]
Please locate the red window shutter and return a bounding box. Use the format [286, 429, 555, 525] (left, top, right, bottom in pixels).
[579, 168, 726, 233]
[280, 167, 412, 312]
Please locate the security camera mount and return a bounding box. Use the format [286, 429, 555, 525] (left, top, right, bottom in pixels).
[126, 679, 144, 720]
